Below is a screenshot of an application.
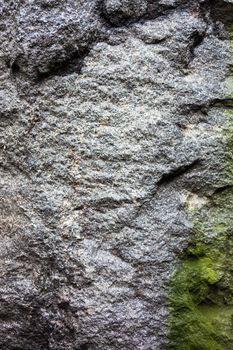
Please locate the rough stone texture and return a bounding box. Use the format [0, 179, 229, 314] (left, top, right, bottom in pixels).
[0, 1, 232, 349]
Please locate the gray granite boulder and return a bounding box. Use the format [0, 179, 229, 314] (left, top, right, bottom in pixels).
[0, 0, 232, 349]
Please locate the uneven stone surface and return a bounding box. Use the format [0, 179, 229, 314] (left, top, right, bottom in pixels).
[0, 1, 232, 349]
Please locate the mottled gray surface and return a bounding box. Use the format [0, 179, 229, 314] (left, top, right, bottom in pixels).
[0, 1, 232, 349]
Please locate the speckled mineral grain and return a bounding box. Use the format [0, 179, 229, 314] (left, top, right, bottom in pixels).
[0, 1, 233, 349]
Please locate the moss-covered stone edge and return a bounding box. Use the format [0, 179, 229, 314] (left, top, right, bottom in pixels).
[165, 28, 233, 350]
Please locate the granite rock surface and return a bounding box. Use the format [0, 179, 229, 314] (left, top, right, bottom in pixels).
[0, 1, 232, 349]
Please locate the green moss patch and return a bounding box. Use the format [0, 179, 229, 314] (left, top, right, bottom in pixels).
[167, 189, 233, 350]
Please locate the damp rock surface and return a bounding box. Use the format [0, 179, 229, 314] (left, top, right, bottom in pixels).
[0, 1, 232, 349]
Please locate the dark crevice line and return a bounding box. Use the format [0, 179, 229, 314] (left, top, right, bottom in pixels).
[37, 48, 91, 81]
[187, 31, 205, 66]
[210, 98, 233, 108]
[181, 98, 233, 115]
[209, 184, 233, 196]
[157, 159, 201, 187]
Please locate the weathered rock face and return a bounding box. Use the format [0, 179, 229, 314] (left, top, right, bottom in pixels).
[0, 1, 232, 349]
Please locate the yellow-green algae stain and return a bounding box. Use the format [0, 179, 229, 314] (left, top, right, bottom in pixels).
[167, 190, 233, 350]
[166, 28, 233, 350]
